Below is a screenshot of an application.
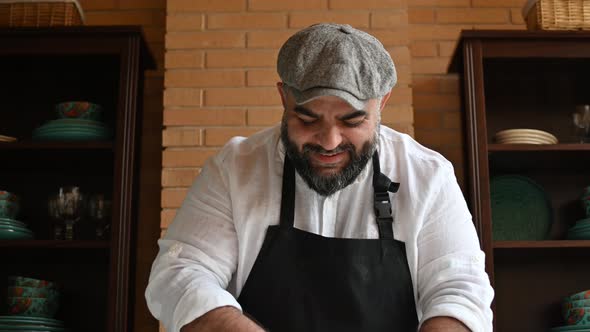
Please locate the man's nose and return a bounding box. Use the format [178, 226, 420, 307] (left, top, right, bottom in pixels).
[317, 125, 343, 151]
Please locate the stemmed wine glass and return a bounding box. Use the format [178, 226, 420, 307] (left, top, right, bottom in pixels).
[48, 187, 84, 240]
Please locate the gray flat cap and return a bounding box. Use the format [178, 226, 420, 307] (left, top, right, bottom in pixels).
[277, 23, 396, 110]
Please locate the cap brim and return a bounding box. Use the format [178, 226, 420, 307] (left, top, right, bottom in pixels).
[288, 86, 367, 110]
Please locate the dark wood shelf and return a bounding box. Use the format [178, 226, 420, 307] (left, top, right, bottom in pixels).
[494, 240, 590, 249]
[0, 239, 110, 248]
[0, 141, 113, 150]
[488, 144, 590, 152]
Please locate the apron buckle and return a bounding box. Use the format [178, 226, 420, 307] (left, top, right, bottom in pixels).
[374, 198, 392, 219]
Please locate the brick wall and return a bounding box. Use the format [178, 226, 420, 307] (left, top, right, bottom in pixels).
[162, 0, 413, 230]
[78, 1, 165, 332]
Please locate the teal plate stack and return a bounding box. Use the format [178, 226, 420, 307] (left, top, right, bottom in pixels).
[567, 218, 590, 240]
[0, 315, 68, 332]
[490, 175, 553, 241]
[550, 325, 590, 331]
[32, 119, 110, 141]
[0, 218, 33, 240]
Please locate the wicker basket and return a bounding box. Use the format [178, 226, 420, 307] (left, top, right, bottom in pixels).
[0, 0, 85, 27]
[522, 0, 590, 30]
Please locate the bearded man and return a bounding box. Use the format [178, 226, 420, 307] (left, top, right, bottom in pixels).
[146, 23, 494, 332]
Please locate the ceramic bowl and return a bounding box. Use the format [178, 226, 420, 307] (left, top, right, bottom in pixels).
[6, 296, 59, 318]
[0, 199, 19, 219]
[563, 307, 590, 326]
[565, 289, 590, 302]
[55, 101, 103, 121]
[7, 286, 60, 302]
[7, 276, 59, 290]
[0, 190, 18, 202]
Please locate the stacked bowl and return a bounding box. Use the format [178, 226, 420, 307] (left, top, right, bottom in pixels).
[32, 101, 111, 141]
[493, 128, 558, 145]
[0, 191, 33, 240]
[552, 290, 590, 331]
[1, 276, 67, 331]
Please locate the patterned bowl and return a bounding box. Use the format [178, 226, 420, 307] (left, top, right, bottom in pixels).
[55, 101, 103, 121]
[6, 296, 59, 318]
[0, 198, 20, 219]
[563, 307, 590, 326]
[7, 276, 59, 290]
[565, 289, 590, 302]
[7, 286, 60, 303]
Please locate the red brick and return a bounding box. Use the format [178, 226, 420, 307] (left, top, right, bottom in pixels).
[414, 129, 462, 148]
[442, 111, 462, 129]
[410, 25, 470, 41]
[247, 69, 279, 87]
[164, 88, 202, 107]
[164, 108, 247, 126]
[78, 0, 116, 10]
[204, 127, 264, 146]
[438, 41, 458, 57]
[165, 51, 204, 69]
[364, 29, 409, 47]
[167, 13, 203, 31]
[389, 87, 413, 105]
[162, 168, 201, 186]
[162, 188, 189, 208]
[85, 11, 159, 26]
[410, 0, 469, 6]
[165, 70, 245, 88]
[414, 111, 443, 130]
[206, 50, 277, 68]
[329, 0, 405, 9]
[290, 12, 369, 28]
[204, 88, 280, 106]
[511, 8, 525, 25]
[247, 107, 283, 126]
[119, 0, 166, 8]
[387, 46, 411, 66]
[472, 0, 526, 6]
[410, 41, 438, 57]
[163, 128, 202, 147]
[387, 123, 414, 136]
[161, 209, 177, 228]
[163, 149, 218, 167]
[168, 0, 246, 12]
[166, 31, 245, 49]
[439, 76, 460, 94]
[409, 8, 435, 24]
[207, 13, 287, 29]
[249, 0, 327, 11]
[437, 8, 509, 24]
[413, 93, 461, 112]
[381, 105, 413, 124]
[371, 12, 408, 28]
[247, 30, 296, 48]
[412, 57, 452, 74]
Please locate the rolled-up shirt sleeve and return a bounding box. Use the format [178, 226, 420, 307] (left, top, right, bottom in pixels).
[416, 167, 494, 332]
[145, 151, 240, 332]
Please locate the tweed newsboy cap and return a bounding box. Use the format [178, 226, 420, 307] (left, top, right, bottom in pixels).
[277, 23, 396, 110]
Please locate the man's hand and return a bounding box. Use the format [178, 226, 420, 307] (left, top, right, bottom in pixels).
[180, 306, 265, 332]
[420, 316, 471, 331]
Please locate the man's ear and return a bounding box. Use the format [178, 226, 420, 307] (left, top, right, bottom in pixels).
[379, 90, 393, 111]
[276, 82, 287, 107]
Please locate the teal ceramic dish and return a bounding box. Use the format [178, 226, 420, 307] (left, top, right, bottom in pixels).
[564, 307, 590, 326]
[5, 296, 59, 318]
[0, 228, 33, 240]
[0, 218, 26, 228]
[490, 175, 553, 240]
[0, 315, 63, 327]
[550, 325, 590, 332]
[7, 277, 58, 290]
[0, 200, 19, 219]
[55, 101, 102, 121]
[564, 301, 590, 320]
[566, 290, 590, 302]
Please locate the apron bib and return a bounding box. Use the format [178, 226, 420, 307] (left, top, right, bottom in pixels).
[238, 152, 418, 331]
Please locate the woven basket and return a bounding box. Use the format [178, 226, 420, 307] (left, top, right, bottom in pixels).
[0, 0, 85, 27]
[523, 0, 590, 30]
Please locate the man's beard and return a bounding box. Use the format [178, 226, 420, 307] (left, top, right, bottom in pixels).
[280, 120, 378, 197]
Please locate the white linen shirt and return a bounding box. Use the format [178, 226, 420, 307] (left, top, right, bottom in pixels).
[146, 124, 494, 332]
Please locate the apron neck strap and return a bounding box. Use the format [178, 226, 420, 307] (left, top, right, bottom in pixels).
[279, 151, 400, 240]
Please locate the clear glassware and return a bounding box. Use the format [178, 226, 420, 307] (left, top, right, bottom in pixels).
[573, 105, 590, 143]
[49, 187, 84, 240]
[88, 194, 112, 240]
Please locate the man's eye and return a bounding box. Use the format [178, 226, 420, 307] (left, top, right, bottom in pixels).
[298, 116, 316, 125]
[344, 118, 364, 127]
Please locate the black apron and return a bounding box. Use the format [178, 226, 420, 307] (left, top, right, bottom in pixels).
[237, 152, 419, 331]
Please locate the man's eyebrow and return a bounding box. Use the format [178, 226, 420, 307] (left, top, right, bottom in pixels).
[338, 110, 367, 121]
[293, 106, 319, 118]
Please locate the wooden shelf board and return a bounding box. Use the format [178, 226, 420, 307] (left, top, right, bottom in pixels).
[0, 240, 110, 248]
[488, 144, 590, 152]
[0, 141, 113, 150]
[494, 240, 590, 248]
